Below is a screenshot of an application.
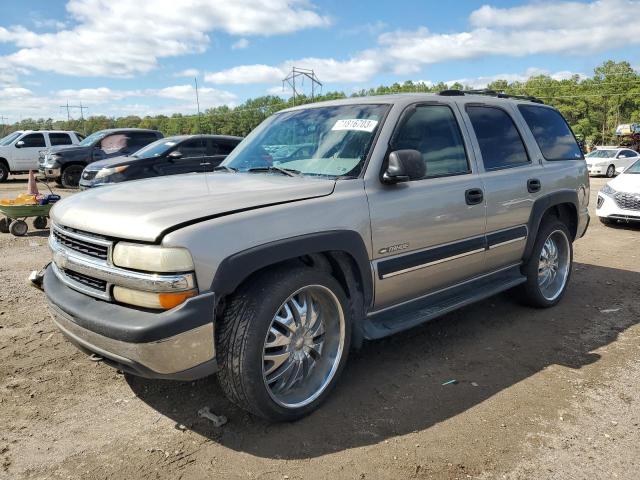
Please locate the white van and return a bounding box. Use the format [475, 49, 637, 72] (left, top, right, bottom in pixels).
[0, 130, 83, 181]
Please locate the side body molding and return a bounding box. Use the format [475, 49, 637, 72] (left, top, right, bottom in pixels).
[210, 230, 373, 307]
[523, 189, 579, 261]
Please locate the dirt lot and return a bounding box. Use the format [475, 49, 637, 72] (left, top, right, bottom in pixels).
[1, 175, 639, 480]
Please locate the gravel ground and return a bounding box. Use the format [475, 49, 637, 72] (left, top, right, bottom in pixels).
[0, 175, 638, 480]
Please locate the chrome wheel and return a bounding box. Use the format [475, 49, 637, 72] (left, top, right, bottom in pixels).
[537, 230, 570, 301]
[262, 285, 345, 409]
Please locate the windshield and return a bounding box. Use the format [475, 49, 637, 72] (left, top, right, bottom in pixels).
[132, 138, 180, 158]
[624, 159, 640, 174]
[78, 130, 107, 147]
[588, 149, 617, 158]
[222, 104, 389, 177]
[0, 132, 22, 146]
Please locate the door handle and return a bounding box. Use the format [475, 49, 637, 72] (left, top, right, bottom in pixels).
[200, 162, 211, 166]
[527, 178, 541, 193]
[465, 188, 484, 205]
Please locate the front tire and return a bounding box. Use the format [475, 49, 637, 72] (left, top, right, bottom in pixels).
[61, 165, 83, 188]
[606, 164, 615, 178]
[216, 266, 351, 421]
[0, 161, 8, 182]
[517, 219, 573, 308]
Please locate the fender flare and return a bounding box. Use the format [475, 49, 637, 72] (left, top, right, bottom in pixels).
[210, 230, 373, 308]
[523, 189, 578, 261]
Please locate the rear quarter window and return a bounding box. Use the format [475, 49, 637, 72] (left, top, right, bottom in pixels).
[518, 105, 583, 161]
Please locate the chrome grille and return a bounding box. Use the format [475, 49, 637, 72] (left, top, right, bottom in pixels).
[614, 191, 640, 211]
[64, 269, 107, 292]
[52, 226, 109, 260]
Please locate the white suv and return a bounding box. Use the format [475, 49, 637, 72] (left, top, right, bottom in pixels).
[0, 130, 83, 181]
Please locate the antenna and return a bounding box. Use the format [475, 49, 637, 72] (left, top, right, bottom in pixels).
[282, 67, 322, 105]
[194, 77, 203, 134]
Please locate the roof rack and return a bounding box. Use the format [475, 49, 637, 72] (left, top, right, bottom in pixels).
[438, 88, 544, 104]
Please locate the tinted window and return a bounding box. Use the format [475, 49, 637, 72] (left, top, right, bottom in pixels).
[128, 132, 160, 149]
[49, 133, 72, 146]
[20, 133, 46, 148]
[518, 105, 583, 161]
[393, 105, 469, 178]
[177, 138, 207, 157]
[467, 106, 529, 170]
[216, 141, 237, 155]
[622, 150, 638, 158]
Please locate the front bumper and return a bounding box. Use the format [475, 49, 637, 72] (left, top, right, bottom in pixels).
[43, 264, 218, 380]
[39, 166, 61, 179]
[596, 193, 640, 222]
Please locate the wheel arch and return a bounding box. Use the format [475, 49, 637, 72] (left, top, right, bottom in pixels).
[210, 231, 373, 346]
[523, 190, 579, 262]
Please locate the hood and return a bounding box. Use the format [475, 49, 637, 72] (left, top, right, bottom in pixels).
[86, 155, 131, 170]
[48, 145, 91, 156]
[608, 172, 640, 193]
[51, 173, 336, 242]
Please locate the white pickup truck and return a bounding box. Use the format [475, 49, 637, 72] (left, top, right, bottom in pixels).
[0, 130, 83, 181]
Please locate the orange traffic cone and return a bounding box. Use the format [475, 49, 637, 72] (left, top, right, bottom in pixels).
[27, 170, 39, 196]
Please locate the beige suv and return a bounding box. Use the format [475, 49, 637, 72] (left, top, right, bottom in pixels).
[36, 91, 590, 421]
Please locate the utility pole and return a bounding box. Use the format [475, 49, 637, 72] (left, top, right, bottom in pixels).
[0, 115, 7, 136]
[282, 67, 322, 105]
[60, 101, 88, 133]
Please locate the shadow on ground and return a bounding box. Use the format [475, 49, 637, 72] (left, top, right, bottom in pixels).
[128, 262, 640, 459]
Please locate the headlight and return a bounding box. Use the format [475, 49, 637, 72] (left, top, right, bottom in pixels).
[44, 154, 61, 167]
[95, 165, 128, 180]
[112, 243, 194, 272]
[601, 184, 616, 196]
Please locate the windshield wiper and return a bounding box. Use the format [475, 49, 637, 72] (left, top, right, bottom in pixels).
[213, 165, 238, 173]
[247, 166, 303, 177]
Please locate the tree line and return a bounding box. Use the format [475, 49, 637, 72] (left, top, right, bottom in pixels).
[3, 60, 639, 147]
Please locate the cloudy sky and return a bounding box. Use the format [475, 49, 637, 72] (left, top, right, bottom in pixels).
[0, 0, 638, 121]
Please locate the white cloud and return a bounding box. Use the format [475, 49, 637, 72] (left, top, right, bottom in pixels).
[174, 68, 199, 78]
[231, 38, 249, 50]
[0, 83, 237, 121]
[0, 0, 330, 77]
[205, 0, 639, 86]
[205, 64, 285, 84]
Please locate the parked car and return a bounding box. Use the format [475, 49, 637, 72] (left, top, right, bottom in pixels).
[37, 92, 589, 421]
[39, 128, 163, 188]
[78, 134, 242, 189]
[596, 158, 640, 225]
[0, 130, 83, 182]
[585, 147, 639, 177]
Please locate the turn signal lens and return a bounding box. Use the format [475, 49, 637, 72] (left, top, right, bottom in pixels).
[113, 286, 196, 310]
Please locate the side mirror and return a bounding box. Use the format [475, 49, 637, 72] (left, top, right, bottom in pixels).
[382, 149, 425, 184]
[168, 150, 183, 160]
[15, 140, 25, 148]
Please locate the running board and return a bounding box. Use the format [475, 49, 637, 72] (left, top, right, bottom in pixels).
[363, 265, 526, 340]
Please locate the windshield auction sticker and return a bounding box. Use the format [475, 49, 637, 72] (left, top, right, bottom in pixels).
[332, 119, 379, 132]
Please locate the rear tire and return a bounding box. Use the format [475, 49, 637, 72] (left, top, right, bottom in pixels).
[216, 266, 351, 422]
[517, 219, 573, 308]
[61, 165, 83, 188]
[33, 216, 48, 229]
[0, 217, 11, 233]
[9, 219, 28, 237]
[606, 164, 615, 178]
[0, 161, 8, 182]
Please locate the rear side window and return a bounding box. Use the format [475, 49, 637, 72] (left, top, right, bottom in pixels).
[128, 132, 161, 150]
[215, 141, 237, 155]
[518, 105, 583, 161]
[177, 138, 207, 157]
[393, 104, 469, 179]
[49, 133, 72, 146]
[20, 133, 46, 148]
[467, 106, 529, 170]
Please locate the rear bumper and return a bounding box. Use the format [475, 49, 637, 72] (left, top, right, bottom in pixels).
[577, 208, 590, 238]
[43, 264, 218, 380]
